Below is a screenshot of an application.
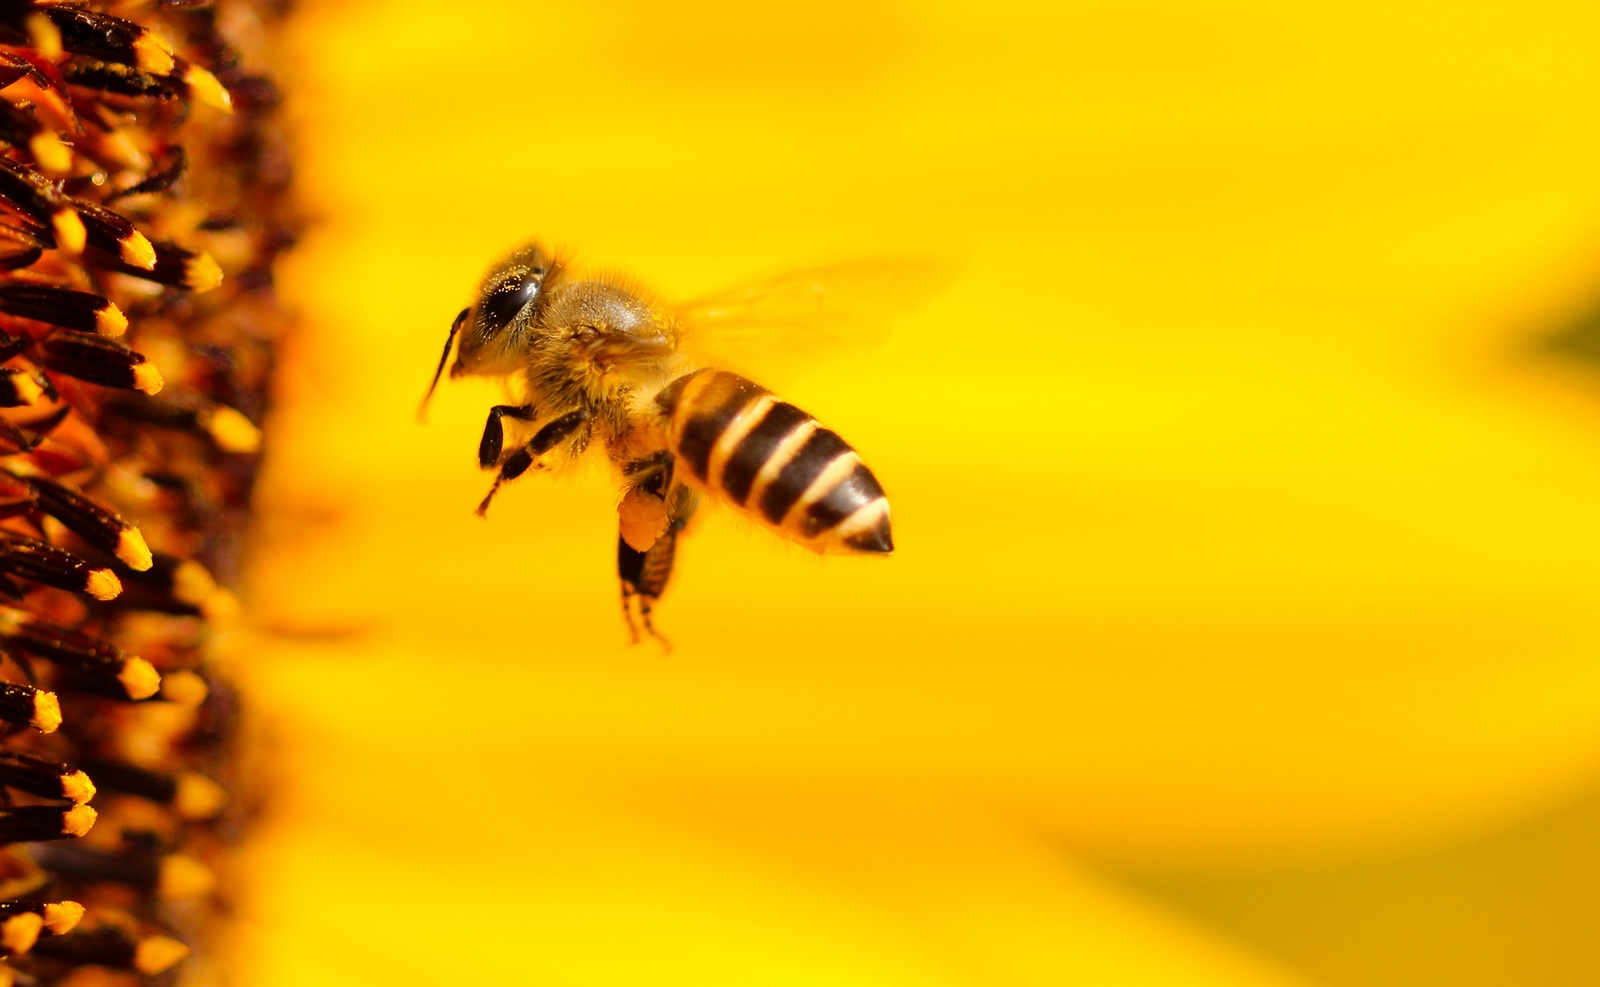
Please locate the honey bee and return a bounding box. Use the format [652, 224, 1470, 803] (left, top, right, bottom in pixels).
[421, 242, 902, 644]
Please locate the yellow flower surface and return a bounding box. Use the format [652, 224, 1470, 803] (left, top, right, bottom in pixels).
[239, 1, 1600, 984]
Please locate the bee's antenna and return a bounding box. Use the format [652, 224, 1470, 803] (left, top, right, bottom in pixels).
[418, 308, 469, 422]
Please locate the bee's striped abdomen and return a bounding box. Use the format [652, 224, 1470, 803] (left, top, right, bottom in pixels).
[656, 369, 892, 554]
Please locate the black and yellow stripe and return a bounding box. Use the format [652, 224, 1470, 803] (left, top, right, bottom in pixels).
[657, 369, 892, 553]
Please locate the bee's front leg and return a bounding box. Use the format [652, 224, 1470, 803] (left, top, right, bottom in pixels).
[477, 403, 536, 469]
[475, 408, 589, 516]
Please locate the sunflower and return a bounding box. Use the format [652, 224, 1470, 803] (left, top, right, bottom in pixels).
[0, 1, 290, 984]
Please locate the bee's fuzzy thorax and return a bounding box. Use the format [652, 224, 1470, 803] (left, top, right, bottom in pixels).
[0, 1, 293, 983]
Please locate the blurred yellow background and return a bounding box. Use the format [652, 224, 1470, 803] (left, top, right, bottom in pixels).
[231, 1, 1600, 983]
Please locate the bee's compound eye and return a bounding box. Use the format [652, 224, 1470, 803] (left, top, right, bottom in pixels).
[479, 276, 542, 334]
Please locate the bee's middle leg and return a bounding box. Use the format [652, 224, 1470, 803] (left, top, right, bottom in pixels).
[475, 408, 590, 516]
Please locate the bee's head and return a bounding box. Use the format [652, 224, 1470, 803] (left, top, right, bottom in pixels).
[419, 243, 556, 419]
[452, 242, 556, 377]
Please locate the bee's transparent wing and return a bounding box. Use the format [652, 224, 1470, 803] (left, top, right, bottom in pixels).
[670, 258, 950, 378]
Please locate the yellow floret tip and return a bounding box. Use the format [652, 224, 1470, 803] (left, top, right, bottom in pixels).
[203, 405, 261, 453]
[61, 804, 95, 838]
[133, 32, 176, 77]
[159, 669, 208, 708]
[184, 64, 232, 113]
[0, 913, 40, 955]
[31, 690, 59, 733]
[28, 132, 71, 175]
[158, 854, 215, 902]
[175, 772, 227, 819]
[121, 230, 157, 270]
[116, 527, 153, 571]
[200, 587, 241, 621]
[51, 210, 85, 255]
[135, 936, 190, 975]
[60, 769, 95, 805]
[22, 13, 60, 59]
[40, 901, 82, 936]
[10, 373, 43, 406]
[95, 303, 128, 338]
[132, 362, 163, 396]
[172, 560, 216, 606]
[186, 251, 224, 293]
[85, 568, 122, 601]
[119, 657, 161, 701]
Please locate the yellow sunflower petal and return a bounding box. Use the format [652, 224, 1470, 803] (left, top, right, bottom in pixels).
[254, 0, 1600, 983]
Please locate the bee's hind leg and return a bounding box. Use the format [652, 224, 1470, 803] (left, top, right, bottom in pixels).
[475, 408, 590, 516]
[617, 484, 698, 649]
[619, 529, 675, 651]
[617, 451, 674, 551]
